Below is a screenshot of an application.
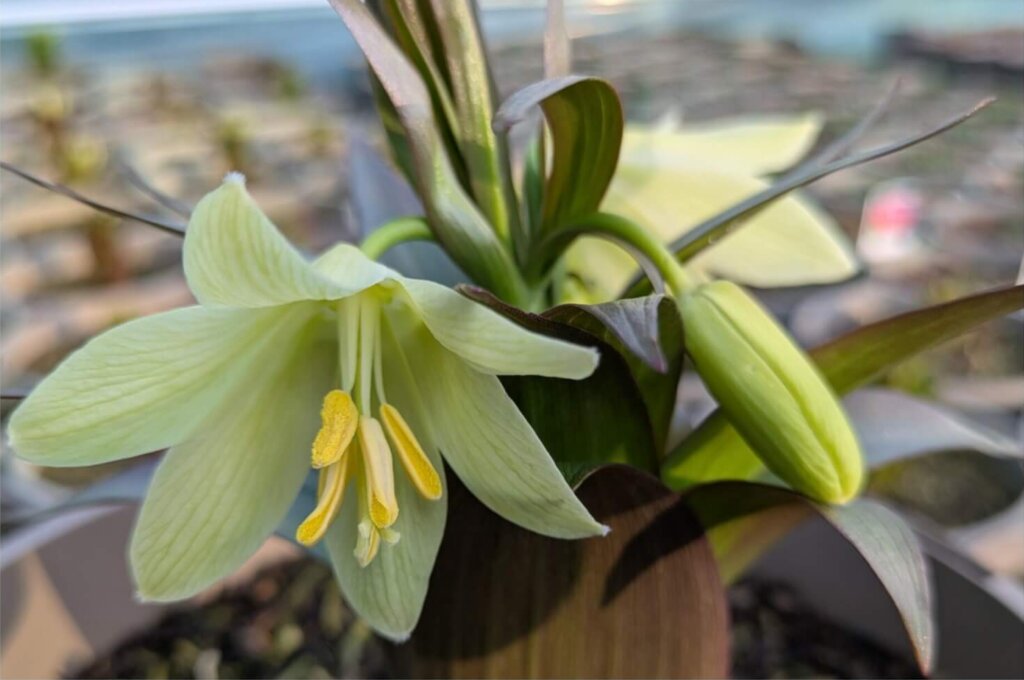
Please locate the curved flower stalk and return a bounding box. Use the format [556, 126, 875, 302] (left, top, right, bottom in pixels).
[563, 113, 860, 302]
[8, 174, 606, 640]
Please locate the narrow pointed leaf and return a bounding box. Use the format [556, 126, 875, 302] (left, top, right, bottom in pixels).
[329, 0, 526, 303]
[821, 499, 934, 673]
[428, 0, 518, 240]
[684, 482, 934, 674]
[815, 284, 1024, 393]
[1, 162, 186, 236]
[848, 388, 1022, 463]
[544, 0, 570, 78]
[667, 98, 993, 263]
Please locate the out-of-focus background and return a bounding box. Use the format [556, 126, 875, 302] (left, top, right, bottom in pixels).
[1, 1, 1022, 678]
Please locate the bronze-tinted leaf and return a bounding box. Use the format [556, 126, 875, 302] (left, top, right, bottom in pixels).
[684, 482, 934, 674]
[406, 466, 729, 678]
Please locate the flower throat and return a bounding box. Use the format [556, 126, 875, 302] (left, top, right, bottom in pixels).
[296, 294, 441, 567]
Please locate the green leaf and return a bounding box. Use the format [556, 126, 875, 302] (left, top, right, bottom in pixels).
[460, 287, 660, 484]
[684, 482, 934, 674]
[547, 294, 685, 453]
[365, 1, 465, 186]
[494, 76, 623, 242]
[1, 162, 186, 236]
[814, 284, 1024, 393]
[662, 285, 1024, 489]
[848, 388, 1022, 463]
[329, 0, 527, 304]
[544, 0, 570, 78]
[405, 466, 729, 678]
[427, 0, 518, 241]
[851, 389, 1023, 525]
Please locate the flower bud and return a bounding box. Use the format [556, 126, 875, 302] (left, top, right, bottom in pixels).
[678, 281, 863, 504]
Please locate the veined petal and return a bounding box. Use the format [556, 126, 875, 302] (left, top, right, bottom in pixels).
[184, 176, 388, 307]
[327, 343, 446, 641]
[569, 163, 858, 299]
[398, 278, 598, 379]
[311, 242, 396, 291]
[621, 112, 824, 176]
[8, 304, 311, 467]
[130, 328, 333, 601]
[404, 326, 606, 539]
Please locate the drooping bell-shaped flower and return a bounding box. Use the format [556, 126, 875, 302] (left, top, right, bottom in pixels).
[8, 174, 606, 640]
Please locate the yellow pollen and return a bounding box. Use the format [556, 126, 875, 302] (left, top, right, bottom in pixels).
[380, 404, 442, 501]
[358, 416, 399, 529]
[311, 390, 358, 469]
[296, 450, 352, 546]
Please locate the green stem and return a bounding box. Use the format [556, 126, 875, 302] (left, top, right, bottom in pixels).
[539, 212, 696, 299]
[358, 217, 433, 260]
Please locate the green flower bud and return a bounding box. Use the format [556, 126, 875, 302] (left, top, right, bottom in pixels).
[678, 281, 863, 504]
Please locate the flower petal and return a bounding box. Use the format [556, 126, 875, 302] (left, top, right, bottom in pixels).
[8, 304, 310, 467]
[405, 325, 606, 539]
[397, 278, 598, 379]
[311, 242, 396, 291]
[569, 162, 858, 300]
[621, 112, 824, 176]
[326, 336, 447, 641]
[184, 176, 389, 307]
[130, 328, 333, 601]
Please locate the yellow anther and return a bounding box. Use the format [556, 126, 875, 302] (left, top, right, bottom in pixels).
[380, 404, 442, 501]
[296, 451, 352, 546]
[358, 416, 399, 529]
[311, 390, 358, 469]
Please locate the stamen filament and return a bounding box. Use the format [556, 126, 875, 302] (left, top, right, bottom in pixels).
[380, 404, 442, 500]
[357, 298, 378, 412]
[339, 298, 360, 392]
[373, 316, 387, 406]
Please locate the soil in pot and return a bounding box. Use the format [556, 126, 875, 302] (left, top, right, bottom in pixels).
[69, 558, 922, 679]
